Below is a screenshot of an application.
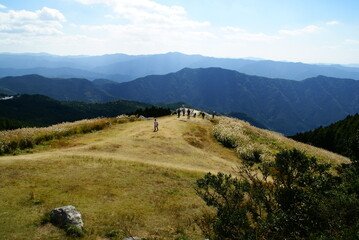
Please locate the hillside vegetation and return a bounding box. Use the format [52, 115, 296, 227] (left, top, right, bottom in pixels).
[291, 114, 359, 161]
[0, 115, 350, 239]
[0, 94, 153, 128]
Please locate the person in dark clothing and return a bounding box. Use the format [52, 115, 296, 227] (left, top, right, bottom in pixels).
[182, 108, 185, 116]
[187, 108, 191, 119]
[201, 112, 205, 119]
[177, 109, 181, 118]
[193, 112, 197, 118]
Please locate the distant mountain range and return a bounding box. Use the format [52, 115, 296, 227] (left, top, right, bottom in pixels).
[1, 68, 358, 135]
[1, 52, 359, 81]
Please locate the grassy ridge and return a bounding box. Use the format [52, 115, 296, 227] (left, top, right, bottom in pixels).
[0, 116, 138, 156]
[0, 115, 350, 239]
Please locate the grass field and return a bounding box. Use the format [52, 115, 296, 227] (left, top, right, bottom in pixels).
[0, 115, 349, 239]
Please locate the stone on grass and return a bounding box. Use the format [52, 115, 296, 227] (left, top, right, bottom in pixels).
[50, 205, 83, 228]
[123, 237, 142, 240]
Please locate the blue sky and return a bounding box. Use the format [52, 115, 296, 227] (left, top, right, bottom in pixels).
[0, 0, 359, 64]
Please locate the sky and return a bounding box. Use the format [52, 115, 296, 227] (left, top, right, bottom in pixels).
[0, 0, 359, 64]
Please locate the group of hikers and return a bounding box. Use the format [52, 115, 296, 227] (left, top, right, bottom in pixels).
[153, 108, 215, 132]
[176, 108, 206, 120]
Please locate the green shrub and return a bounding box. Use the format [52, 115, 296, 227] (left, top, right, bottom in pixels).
[65, 225, 85, 238]
[39, 212, 51, 225]
[195, 149, 359, 240]
[237, 146, 262, 164]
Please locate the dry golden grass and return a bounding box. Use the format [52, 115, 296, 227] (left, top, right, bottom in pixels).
[0, 155, 205, 239]
[213, 116, 350, 165]
[0, 115, 349, 239]
[0, 117, 139, 156]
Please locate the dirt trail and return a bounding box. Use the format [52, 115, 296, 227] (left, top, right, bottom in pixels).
[0, 116, 240, 173]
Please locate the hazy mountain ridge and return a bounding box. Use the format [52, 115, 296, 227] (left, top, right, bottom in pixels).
[0, 74, 115, 102]
[0, 67, 132, 83]
[1, 52, 359, 81]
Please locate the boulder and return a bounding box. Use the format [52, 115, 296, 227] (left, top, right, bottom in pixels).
[50, 205, 83, 228]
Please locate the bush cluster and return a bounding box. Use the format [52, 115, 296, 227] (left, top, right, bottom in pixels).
[128, 106, 171, 118]
[195, 149, 359, 240]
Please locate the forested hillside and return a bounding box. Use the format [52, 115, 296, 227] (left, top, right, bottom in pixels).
[291, 114, 359, 160]
[0, 94, 153, 127]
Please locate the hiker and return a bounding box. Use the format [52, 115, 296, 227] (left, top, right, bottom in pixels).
[177, 109, 181, 118]
[201, 112, 205, 119]
[187, 108, 191, 119]
[154, 119, 159, 132]
[182, 108, 185, 116]
[212, 111, 215, 119]
[193, 112, 197, 118]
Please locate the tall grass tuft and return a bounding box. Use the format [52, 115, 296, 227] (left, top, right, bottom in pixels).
[0, 116, 138, 156]
[213, 117, 349, 165]
[213, 118, 276, 163]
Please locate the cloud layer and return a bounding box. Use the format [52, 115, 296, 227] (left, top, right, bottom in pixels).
[0, 7, 65, 35]
[279, 25, 321, 36]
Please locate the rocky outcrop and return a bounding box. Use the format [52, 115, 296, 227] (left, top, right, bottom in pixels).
[50, 205, 83, 228]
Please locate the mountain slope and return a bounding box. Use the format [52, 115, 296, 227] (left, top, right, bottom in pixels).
[291, 114, 359, 160]
[0, 75, 115, 102]
[105, 68, 359, 135]
[0, 94, 152, 127]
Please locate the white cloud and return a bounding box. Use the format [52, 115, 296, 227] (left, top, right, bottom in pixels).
[76, 0, 209, 28]
[221, 26, 282, 42]
[279, 25, 321, 36]
[0, 4, 6, 9]
[0, 7, 65, 35]
[344, 39, 359, 44]
[326, 21, 339, 25]
[73, 0, 213, 54]
[38, 7, 66, 22]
